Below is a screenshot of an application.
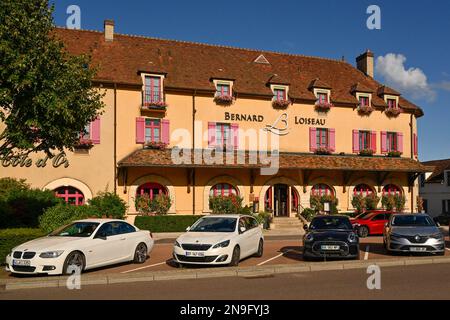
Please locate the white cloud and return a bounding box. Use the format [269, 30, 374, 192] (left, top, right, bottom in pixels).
[375, 53, 436, 102]
[434, 81, 450, 91]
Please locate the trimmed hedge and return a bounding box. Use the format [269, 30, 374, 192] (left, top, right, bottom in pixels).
[134, 215, 204, 233]
[0, 229, 45, 265]
[39, 204, 100, 233]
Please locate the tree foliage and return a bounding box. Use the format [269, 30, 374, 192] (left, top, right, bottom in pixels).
[0, 0, 104, 156]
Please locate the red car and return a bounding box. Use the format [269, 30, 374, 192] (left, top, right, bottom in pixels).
[351, 210, 394, 237]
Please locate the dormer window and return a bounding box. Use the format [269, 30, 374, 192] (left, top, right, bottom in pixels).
[216, 83, 231, 98]
[387, 98, 397, 109]
[313, 89, 333, 113]
[359, 96, 370, 107]
[274, 88, 287, 101]
[317, 92, 329, 104]
[270, 85, 290, 108]
[141, 74, 167, 110]
[213, 80, 234, 105]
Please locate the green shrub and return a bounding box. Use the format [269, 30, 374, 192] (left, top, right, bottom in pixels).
[88, 191, 127, 219]
[351, 195, 366, 214]
[39, 204, 100, 233]
[253, 211, 272, 229]
[135, 194, 172, 216]
[365, 194, 380, 210]
[310, 195, 339, 214]
[0, 178, 29, 200]
[0, 228, 45, 265]
[300, 208, 316, 222]
[381, 195, 396, 211]
[393, 194, 406, 212]
[209, 195, 243, 214]
[134, 215, 204, 232]
[240, 205, 252, 215]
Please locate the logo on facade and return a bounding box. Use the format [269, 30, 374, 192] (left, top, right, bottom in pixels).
[0, 152, 70, 169]
[264, 113, 290, 136]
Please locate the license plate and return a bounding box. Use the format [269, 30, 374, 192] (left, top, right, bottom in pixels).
[321, 245, 340, 251]
[13, 260, 30, 267]
[185, 251, 205, 257]
[410, 247, 427, 252]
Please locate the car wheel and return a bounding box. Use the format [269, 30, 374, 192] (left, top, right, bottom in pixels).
[254, 239, 264, 257]
[133, 243, 148, 264]
[63, 251, 85, 275]
[358, 226, 369, 238]
[229, 246, 240, 267]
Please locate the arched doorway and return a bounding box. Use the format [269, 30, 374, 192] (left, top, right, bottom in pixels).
[54, 186, 85, 206]
[265, 184, 299, 217]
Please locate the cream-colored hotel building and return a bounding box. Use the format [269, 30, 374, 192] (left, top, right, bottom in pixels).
[0, 21, 433, 221]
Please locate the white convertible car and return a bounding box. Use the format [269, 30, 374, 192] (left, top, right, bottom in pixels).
[173, 214, 264, 266]
[5, 219, 154, 275]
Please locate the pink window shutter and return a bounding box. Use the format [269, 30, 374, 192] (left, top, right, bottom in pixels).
[329, 129, 336, 152]
[371, 131, 377, 153]
[208, 122, 216, 148]
[309, 128, 317, 152]
[161, 119, 170, 145]
[91, 117, 101, 144]
[352, 130, 359, 153]
[231, 124, 239, 149]
[381, 131, 387, 153]
[397, 133, 404, 153]
[136, 117, 145, 144]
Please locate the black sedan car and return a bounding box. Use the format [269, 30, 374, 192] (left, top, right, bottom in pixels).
[303, 215, 360, 260]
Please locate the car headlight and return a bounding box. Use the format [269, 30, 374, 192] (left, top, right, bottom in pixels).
[213, 240, 230, 249]
[174, 240, 181, 248]
[430, 233, 444, 240]
[348, 232, 358, 243]
[39, 251, 64, 259]
[305, 233, 314, 242]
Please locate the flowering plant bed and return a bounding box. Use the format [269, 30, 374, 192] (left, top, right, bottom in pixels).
[144, 141, 168, 150]
[314, 147, 332, 155]
[357, 104, 374, 115]
[359, 149, 375, 156]
[272, 99, 291, 109]
[143, 100, 168, 110]
[387, 151, 402, 158]
[214, 94, 234, 106]
[314, 101, 333, 113]
[385, 107, 401, 118]
[75, 138, 94, 149]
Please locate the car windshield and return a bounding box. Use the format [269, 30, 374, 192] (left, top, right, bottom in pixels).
[392, 215, 434, 227]
[310, 217, 352, 231]
[189, 217, 237, 233]
[49, 222, 100, 237]
[355, 212, 376, 220]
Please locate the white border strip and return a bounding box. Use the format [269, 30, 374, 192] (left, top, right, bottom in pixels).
[121, 262, 167, 274]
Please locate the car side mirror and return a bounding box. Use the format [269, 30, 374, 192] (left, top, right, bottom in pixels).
[186, 226, 191, 232]
[303, 224, 309, 231]
[384, 222, 389, 228]
[239, 226, 246, 234]
[436, 221, 441, 227]
[95, 232, 107, 240]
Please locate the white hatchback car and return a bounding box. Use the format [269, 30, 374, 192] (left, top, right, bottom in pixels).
[173, 214, 264, 266]
[5, 219, 154, 275]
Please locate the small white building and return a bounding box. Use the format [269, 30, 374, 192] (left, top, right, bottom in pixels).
[419, 159, 450, 217]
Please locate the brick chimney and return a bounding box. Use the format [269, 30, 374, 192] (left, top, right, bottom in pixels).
[356, 50, 374, 78]
[104, 20, 115, 42]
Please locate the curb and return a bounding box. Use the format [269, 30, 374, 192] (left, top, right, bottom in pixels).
[3, 256, 450, 291]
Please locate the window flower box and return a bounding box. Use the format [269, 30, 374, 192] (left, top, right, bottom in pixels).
[387, 151, 402, 158]
[314, 147, 332, 155]
[357, 104, 374, 115]
[359, 149, 374, 157]
[75, 138, 94, 149]
[144, 141, 168, 150]
[385, 107, 401, 118]
[214, 94, 234, 106]
[143, 100, 168, 111]
[272, 99, 291, 109]
[314, 101, 333, 113]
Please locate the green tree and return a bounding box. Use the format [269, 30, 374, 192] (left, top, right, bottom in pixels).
[0, 0, 104, 157]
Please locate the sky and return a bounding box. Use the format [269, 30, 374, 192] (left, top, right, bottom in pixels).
[52, 0, 450, 161]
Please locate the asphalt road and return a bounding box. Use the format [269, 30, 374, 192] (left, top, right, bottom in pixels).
[2, 263, 450, 300]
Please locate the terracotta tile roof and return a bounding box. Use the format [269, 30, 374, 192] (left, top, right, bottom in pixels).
[53, 28, 423, 116]
[422, 159, 450, 183]
[118, 149, 433, 173]
[351, 82, 374, 93]
[378, 85, 401, 96]
[267, 74, 290, 85]
[309, 78, 332, 90]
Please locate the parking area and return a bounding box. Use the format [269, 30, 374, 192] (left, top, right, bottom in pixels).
[78, 235, 450, 275]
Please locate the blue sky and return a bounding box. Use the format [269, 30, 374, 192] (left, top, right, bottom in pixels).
[52, 0, 450, 161]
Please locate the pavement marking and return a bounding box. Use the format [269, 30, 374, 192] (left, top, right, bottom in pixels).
[121, 262, 167, 274]
[257, 250, 295, 266]
[364, 246, 370, 261]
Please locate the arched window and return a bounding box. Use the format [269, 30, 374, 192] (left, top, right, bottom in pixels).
[137, 183, 167, 199]
[264, 186, 300, 212]
[210, 183, 238, 197]
[382, 184, 402, 196]
[311, 184, 334, 196]
[354, 184, 374, 197]
[55, 187, 85, 206]
[291, 188, 300, 212]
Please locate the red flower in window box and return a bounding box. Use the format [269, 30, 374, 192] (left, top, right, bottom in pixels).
[143, 100, 168, 110]
[385, 107, 402, 118]
[272, 99, 291, 109]
[314, 147, 332, 155]
[357, 104, 374, 115]
[144, 141, 168, 150]
[359, 148, 375, 157]
[75, 138, 94, 149]
[314, 101, 333, 113]
[214, 94, 235, 106]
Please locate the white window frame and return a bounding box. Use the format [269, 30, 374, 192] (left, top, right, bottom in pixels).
[313, 88, 331, 103]
[383, 94, 399, 108]
[270, 84, 289, 101]
[213, 80, 234, 97]
[356, 92, 372, 107]
[141, 73, 165, 99]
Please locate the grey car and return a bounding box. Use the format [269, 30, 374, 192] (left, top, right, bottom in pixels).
[383, 214, 445, 255]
